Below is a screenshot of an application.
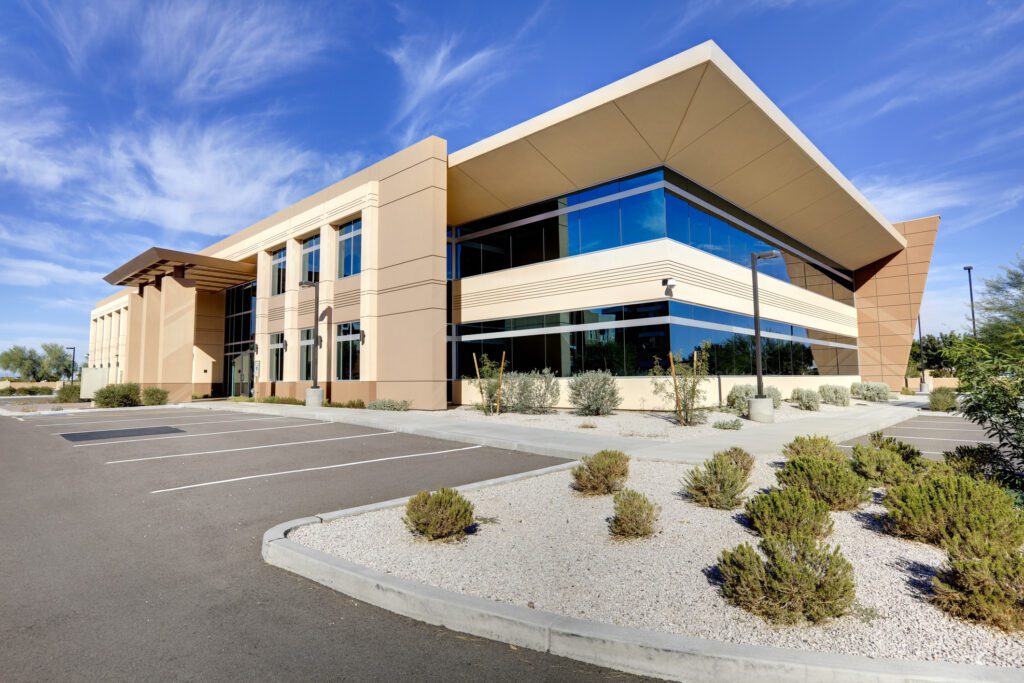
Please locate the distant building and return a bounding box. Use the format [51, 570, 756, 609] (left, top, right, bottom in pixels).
[88, 41, 937, 408]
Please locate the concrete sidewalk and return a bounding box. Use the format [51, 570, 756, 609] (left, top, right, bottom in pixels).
[192, 401, 917, 465]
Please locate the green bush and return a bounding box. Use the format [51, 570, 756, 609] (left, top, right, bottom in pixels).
[13, 386, 52, 395]
[791, 388, 821, 411]
[258, 396, 304, 405]
[713, 418, 743, 430]
[781, 435, 846, 462]
[718, 534, 855, 624]
[720, 446, 755, 477]
[851, 381, 890, 402]
[900, 386, 916, 396]
[0, 387, 12, 396]
[683, 450, 750, 510]
[325, 398, 366, 409]
[500, 369, 560, 414]
[777, 457, 869, 510]
[403, 488, 476, 541]
[55, 384, 81, 402]
[367, 399, 410, 411]
[850, 444, 912, 486]
[93, 383, 141, 408]
[142, 387, 169, 406]
[883, 473, 1024, 550]
[571, 450, 629, 495]
[944, 443, 1014, 484]
[567, 370, 622, 416]
[932, 533, 1024, 631]
[608, 488, 659, 538]
[819, 384, 851, 407]
[744, 487, 833, 539]
[726, 384, 755, 415]
[765, 386, 783, 409]
[929, 387, 958, 412]
[868, 432, 922, 465]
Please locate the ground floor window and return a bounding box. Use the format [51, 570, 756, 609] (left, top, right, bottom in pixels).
[336, 321, 360, 380]
[299, 328, 314, 381]
[269, 332, 284, 381]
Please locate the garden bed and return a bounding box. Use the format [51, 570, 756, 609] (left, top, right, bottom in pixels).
[292, 456, 1024, 668]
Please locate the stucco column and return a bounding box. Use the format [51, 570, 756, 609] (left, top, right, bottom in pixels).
[283, 237, 302, 382]
[358, 202, 379, 382]
[317, 220, 338, 385]
[254, 250, 272, 390]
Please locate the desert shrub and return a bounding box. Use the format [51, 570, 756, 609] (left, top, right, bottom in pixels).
[765, 386, 783, 409]
[14, 386, 51, 395]
[850, 444, 913, 486]
[683, 450, 750, 509]
[868, 432, 922, 465]
[0, 387, 12, 396]
[649, 343, 710, 425]
[720, 446, 755, 477]
[900, 386, 916, 396]
[55, 383, 81, 402]
[791, 388, 821, 411]
[777, 457, 869, 511]
[326, 398, 366, 409]
[468, 353, 504, 414]
[726, 384, 755, 416]
[718, 534, 855, 625]
[781, 435, 846, 462]
[571, 450, 629, 495]
[403, 488, 475, 541]
[567, 370, 622, 416]
[883, 473, 1024, 550]
[819, 384, 851, 407]
[944, 443, 1017, 487]
[367, 399, 410, 411]
[93, 383, 141, 408]
[745, 487, 833, 540]
[141, 387, 169, 406]
[258, 396, 304, 405]
[500, 370, 560, 414]
[851, 381, 890, 402]
[608, 488, 659, 538]
[929, 387, 958, 412]
[713, 418, 743, 430]
[932, 533, 1024, 631]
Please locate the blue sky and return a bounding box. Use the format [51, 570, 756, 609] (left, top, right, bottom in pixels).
[1, 0, 1022, 358]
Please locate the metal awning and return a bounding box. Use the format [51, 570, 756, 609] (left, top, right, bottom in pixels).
[104, 247, 256, 292]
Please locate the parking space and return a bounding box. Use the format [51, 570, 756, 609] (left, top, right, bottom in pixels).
[0, 409, 632, 682]
[841, 413, 995, 459]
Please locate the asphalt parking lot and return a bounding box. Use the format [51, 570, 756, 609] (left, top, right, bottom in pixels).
[0, 407, 643, 682]
[841, 412, 995, 459]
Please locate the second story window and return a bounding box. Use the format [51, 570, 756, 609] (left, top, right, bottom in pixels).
[301, 235, 320, 283]
[270, 248, 286, 295]
[338, 218, 362, 278]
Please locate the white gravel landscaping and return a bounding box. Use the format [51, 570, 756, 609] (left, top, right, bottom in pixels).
[435, 401, 858, 442]
[292, 455, 1024, 669]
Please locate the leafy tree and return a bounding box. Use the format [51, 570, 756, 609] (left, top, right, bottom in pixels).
[0, 346, 43, 381]
[40, 343, 74, 381]
[976, 254, 1024, 360]
[907, 332, 961, 376]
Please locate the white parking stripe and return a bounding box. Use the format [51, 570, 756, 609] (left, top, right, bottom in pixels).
[107, 431, 397, 464]
[54, 415, 289, 435]
[886, 436, 997, 444]
[33, 412, 215, 427]
[905, 419, 974, 425]
[149, 445, 482, 493]
[76, 421, 330, 447]
[886, 426, 988, 434]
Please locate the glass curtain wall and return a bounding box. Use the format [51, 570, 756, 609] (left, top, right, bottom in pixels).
[299, 328, 314, 381]
[270, 248, 286, 295]
[268, 332, 284, 382]
[335, 321, 360, 380]
[223, 281, 256, 396]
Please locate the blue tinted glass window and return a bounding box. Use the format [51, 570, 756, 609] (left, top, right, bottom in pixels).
[620, 190, 666, 245]
[666, 193, 690, 244]
[618, 168, 663, 190]
[579, 201, 620, 253]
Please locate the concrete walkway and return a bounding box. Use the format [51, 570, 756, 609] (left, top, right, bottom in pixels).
[192, 401, 917, 464]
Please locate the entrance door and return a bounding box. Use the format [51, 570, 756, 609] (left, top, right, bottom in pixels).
[230, 352, 253, 397]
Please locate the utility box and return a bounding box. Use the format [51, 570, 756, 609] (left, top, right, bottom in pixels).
[79, 367, 108, 400]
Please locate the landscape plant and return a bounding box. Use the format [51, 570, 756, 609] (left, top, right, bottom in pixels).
[567, 370, 622, 416]
[944, 443, 1016, 486]
[929, 387, 958, 412]
[141, 387, 169, 406]
[367, 399, 410, 411]
[719, 446, 755, 477]
[883, 472, 1024, 550]
[325, 398, 366, 409]
[790, 388, 821, 411]
[683, 450, 751, 509]
[571, 450, 629, 495]
[726, 384, 755, 415]
[468, 353, 504, 414]
[499, 369, 560, 414]
[850, 443, 912, 486]
[717, 534, 855, 625]
[744, 487, 833, 539]
[258, 396, 304, 405]
[819, 384, 851, 406]
[713, 418, 743, 430]
[781, 435, 846, 462]
[403, 488, 476, 541]
[93, 383, 141, 408]
[776, 457, 869, 510]
[608, 488, 659, 538]
[851, 381, 891, 402]
[55, 383, 82, 402]
[649, 343, 710, 425]
[868, 431, 922, 465]
[931, 532, 1024, 631]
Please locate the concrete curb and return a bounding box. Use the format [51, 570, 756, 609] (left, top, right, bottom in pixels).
[265, 490, 1017, 682]
[0, 403, 189, 418]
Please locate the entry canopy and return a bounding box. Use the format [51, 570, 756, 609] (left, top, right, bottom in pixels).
[448, 40, 906, 272]
[104, 247, 256, 292]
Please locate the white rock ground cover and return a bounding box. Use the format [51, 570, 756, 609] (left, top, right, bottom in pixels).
[292, 454, 1024, 668]
[436, 401, 856, 442]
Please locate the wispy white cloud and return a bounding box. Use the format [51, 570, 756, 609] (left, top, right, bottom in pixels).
[0, 257, 105, 287]
[658, 0, 836, 46]
[0, 77, 78, 190]
[27, 0, 138, 73]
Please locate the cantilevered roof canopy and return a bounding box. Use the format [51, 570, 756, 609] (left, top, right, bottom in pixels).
[104, 247, 256, 292]
[448, 40, 905, 272]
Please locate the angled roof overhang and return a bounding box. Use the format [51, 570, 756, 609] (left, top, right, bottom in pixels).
[448, 40, 905, 272]
[104, 247, 256, 292]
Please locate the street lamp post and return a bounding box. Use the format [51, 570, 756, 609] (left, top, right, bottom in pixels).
[299, 279, 323, 407]
[65, 346, 75, 384]
[749, 250, 782, 423]
[964, 266, 977, 336]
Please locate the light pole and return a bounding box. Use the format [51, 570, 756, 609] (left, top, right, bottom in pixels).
[299, 279, 323, 406]
[65, 346, 76, 384]
[963, 265, 977, 336]
[749, 250, 781, 422]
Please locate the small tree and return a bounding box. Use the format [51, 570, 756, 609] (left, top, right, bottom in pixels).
[649, 341, 710, 426]
[40, 343, 74, 381]
[467, 353, 505, 415]
[0, 345, 43, 381]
